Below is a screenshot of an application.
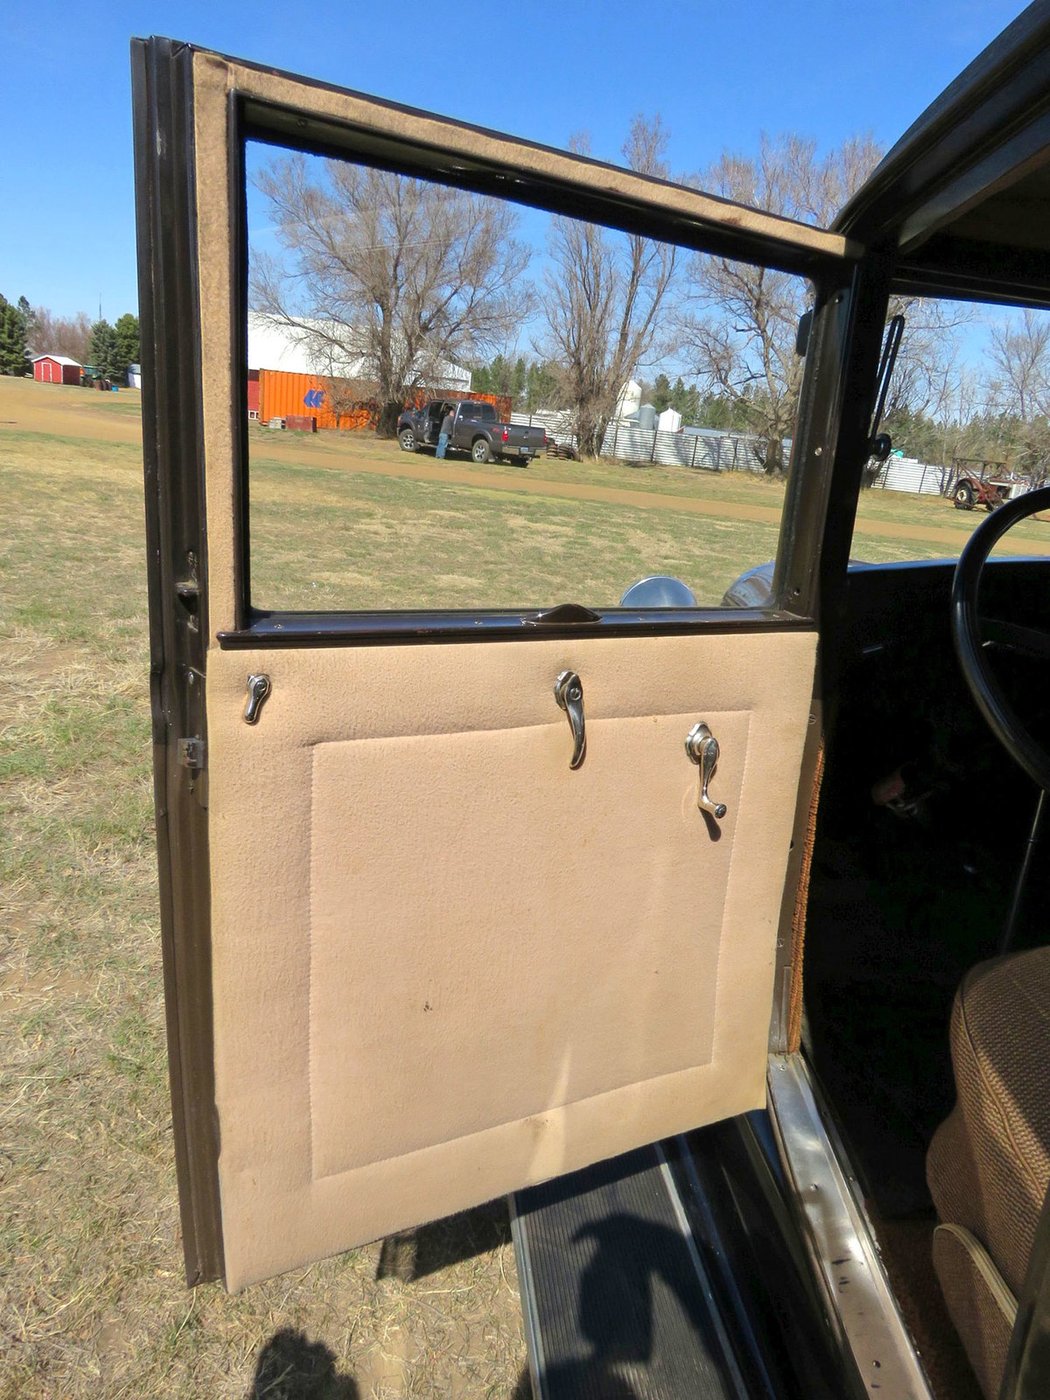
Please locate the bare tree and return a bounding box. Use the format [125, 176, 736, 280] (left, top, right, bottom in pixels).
[29, 307, 92, 363]
[678, 134, 972, 472]
[987, 309, 1050, 419]
[252, 155, 532, 435]
[539, 116, 679, 457]
[678, 135, 883, 473]
[984, 308, 1050, 480]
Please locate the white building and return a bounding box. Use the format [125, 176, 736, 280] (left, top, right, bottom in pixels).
[246, 313, 471, 391]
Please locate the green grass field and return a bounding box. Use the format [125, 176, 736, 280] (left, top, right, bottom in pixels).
[2, 374, 1048, 1396]
[245, 416, 1050, 612]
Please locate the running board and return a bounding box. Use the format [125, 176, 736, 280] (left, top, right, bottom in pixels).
[509, 1143, 745, 1400]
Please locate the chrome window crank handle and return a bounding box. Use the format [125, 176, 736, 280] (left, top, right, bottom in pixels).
[554, 670, 586, 769]
[685, 722, 727, 820]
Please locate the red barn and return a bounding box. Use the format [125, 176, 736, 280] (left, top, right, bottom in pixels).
[32, 354, 82, 385]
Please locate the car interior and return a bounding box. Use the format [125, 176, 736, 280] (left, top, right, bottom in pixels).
[796, 18, 1050, 1384]
[803, 553, 1050, 1396]
[422, 400, 451, 442]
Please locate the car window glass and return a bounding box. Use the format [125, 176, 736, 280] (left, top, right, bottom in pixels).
[849, 297, 1050, 567]
[245, 138, 811, 612]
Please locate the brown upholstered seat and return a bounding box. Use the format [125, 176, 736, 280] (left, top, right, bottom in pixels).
[927, 946, 1050, 1398]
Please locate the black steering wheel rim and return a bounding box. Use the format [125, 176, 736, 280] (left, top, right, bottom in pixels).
[951, 484, 1050, 792]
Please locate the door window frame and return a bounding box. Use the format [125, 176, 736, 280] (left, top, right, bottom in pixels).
[140, 39, 891, 650]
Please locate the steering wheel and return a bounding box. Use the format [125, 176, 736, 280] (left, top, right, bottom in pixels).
[951, 485, 1050, 791]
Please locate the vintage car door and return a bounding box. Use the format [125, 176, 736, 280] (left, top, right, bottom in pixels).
[132, 38, 880, 1291]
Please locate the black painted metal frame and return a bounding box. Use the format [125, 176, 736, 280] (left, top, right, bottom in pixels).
[131, 38, 224, 1283]
[836, 2, 1050, 309]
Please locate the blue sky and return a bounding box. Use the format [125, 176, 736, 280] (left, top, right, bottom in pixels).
[2, 0, 1026, 321]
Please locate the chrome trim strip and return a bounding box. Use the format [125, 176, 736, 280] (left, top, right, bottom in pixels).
[767, 1053, 933, 1399]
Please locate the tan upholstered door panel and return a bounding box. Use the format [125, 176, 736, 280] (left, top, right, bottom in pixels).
[309, 709, 747, 1177]
[207, 631, 815, 1288]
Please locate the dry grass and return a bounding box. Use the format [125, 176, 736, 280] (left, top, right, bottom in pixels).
[0, 383, 527, 1398]
[245, 417, 1048, 613]
[2, 374, 1048, 1397]
[247, 447, 786, 610]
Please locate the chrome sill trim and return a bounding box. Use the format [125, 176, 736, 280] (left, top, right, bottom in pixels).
[767, 1052, 933, 1400]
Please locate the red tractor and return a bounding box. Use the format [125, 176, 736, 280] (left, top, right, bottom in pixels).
[950, 459, 1031, 511]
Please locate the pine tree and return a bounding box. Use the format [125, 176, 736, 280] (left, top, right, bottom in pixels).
[17, 296, 37, 351]
[88, 319, 120, 378]
[525, 361, 559, 411]
[114, 313, 140, 380]
[0, 296, 30, 377]
[651, 373, 672, 412]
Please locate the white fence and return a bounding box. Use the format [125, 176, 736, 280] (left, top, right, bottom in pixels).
[873, 456, 953, 496]
[512, 409, 960, 498]
[600, 421, 783, 471]
[511, 411, 785, 473]
[510, 409, 577, 449]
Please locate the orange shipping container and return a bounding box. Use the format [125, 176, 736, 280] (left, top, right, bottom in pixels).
[258, 370, 345, 429]
[256, 369, 511, 432]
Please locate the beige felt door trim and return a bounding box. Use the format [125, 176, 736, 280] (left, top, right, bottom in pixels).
[207, 631, 815, 1288]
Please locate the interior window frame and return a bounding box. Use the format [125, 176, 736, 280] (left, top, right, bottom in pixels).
[223, 87, 867, 646]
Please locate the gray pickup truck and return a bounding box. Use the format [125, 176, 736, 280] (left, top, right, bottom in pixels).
[396, 399, 546, 465]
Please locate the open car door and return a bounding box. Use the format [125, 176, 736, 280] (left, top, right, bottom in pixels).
[132, 38, 875, 1291]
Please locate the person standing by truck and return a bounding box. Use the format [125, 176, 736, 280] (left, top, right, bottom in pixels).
[436, 405, 454, 460]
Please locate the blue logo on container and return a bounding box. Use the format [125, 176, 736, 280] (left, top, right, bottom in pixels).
[304, 389, 325, 408]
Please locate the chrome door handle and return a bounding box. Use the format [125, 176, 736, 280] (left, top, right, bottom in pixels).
[685, 722, 727, 820]
[554, 670, 586, 769]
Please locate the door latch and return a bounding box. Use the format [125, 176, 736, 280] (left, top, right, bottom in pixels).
[554, 670, 586, 769]
[178, 736, 205, 771]
[685, 722, 727, 820]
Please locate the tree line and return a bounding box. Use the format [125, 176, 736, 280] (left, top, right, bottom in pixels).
[0, 295, 140, 382]
[251, 129, 1050, 472]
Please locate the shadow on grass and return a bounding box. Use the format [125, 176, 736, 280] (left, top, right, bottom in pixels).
[248, 1328, 359, 1399]
[375, 1198, 512, 1282]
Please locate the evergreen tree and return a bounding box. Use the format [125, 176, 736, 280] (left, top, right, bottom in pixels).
[0, 295, 30, 377]
[88, 319, 120, 378]
[16, 296, 36, 350]
[668, 377, 701, 424]
[525, 361, 560, 411]
[486, 353, 514, 397]
[471, 355, 561, 411]
[114, 313, 140, 379]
